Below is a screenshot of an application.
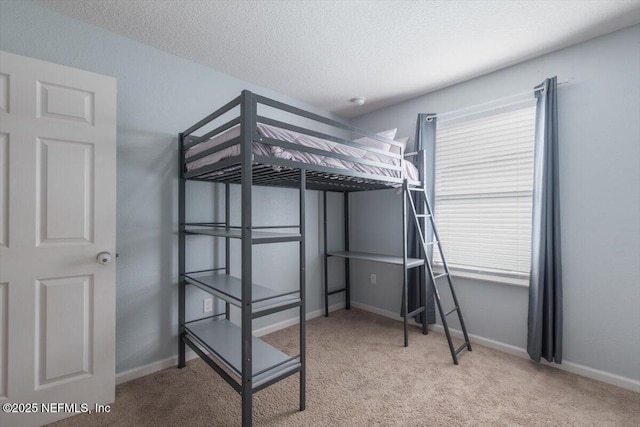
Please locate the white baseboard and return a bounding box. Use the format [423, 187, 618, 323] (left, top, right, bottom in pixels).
[429, 324, 640, 392]
[115, 302, 345, 386]
[350, 301, 640, 392]
[350, 301, 424, 327]
[116, 350, 199, 385]
[253, 302, 345, 337]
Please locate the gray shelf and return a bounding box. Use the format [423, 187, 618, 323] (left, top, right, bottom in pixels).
[185, 273, 300, 315]
[185, 226, 301, 244]
[184, 318, 301, 390]
[328, 251, 424, 269]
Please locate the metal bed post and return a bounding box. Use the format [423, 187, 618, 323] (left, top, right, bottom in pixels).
[344, 192, 351, 310]
[240, 90, 255, 427]
[299, 169, 306, 411]
[402, 180, 409, 347]
[225, 183, 231, 320]
[323, 191, 329, 317]
[178, 132, 186, 368]
[418, 179, 429, 335]
[421, 151, 429, 335]
[420, 210, 428, 336]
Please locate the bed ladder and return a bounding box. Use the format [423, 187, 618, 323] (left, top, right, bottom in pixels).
[406, 182, 472, 364]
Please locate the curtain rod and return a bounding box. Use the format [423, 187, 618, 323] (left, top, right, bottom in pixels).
[426, 80, 569, 122]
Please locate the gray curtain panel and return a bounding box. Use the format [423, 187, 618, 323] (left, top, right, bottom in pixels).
[402, 113, 436, 324]
[527, 76, 563, 363]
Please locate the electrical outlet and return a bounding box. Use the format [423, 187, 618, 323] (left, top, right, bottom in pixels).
[203, 297, 213, 313]
[370, 274, 377, 284]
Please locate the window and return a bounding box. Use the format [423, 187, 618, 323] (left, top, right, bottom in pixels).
[433, 103, 535, 283]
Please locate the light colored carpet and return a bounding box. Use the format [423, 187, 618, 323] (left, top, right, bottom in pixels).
[52, 309, 639, 426]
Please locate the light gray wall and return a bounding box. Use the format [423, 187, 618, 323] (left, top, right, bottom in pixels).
[351, 25, 640, 381]
[0, 1, 345, 374]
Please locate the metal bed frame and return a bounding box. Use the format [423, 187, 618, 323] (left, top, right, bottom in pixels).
[177, 90, 429, 427]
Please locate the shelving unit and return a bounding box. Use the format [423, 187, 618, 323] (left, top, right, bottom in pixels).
[184, 225, 302, 244]
[178, 91, 306, 427]
[183, 318, 301, 391]
[184, 273, 301, 318]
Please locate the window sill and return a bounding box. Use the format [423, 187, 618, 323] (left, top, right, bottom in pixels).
[433, 267, 529, 288]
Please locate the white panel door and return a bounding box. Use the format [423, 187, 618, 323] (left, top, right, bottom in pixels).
[0, 51, 116, 427]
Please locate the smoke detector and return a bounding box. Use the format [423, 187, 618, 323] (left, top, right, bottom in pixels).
[350, 97, 366, 106]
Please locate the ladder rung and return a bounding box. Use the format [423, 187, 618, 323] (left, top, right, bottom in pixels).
[444, 306, 458, 317]
[455, 342, 469, 355]
[416, 214, 431, 218]
[433, 273, 448, 280]
[424, 241, 439, 246]
[327, 288, 346, 296]
[408, 187, 425, 192]
[407, 306, 425, 318]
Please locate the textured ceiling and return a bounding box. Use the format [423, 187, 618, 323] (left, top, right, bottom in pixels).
[37, 0, 640, 118]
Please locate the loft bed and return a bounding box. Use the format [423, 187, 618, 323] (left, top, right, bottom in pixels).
[177, 90, 431, 427]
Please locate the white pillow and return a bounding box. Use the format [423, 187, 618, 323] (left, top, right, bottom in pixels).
[354, 128, 397, 151]
[390, 136, 410, 155]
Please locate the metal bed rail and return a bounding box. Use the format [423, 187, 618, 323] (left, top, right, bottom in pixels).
[252, 93, 404, 152]
[404, 149, 428, 186]
[190, 164, 406, 192]
[180, 91, 411, 187]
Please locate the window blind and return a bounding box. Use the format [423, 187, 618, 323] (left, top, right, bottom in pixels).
[433, 105, 536, 277]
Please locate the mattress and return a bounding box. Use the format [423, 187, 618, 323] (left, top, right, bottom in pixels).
[185, 123, 419, 183]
